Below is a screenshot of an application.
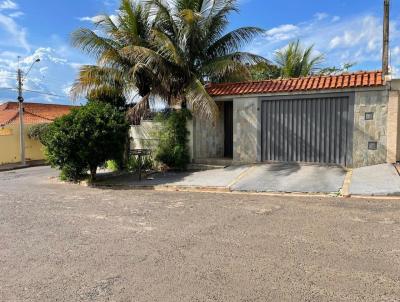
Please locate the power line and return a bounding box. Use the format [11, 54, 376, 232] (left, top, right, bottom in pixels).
[0, 87, 67, 99]
[23, 89, 67, 99]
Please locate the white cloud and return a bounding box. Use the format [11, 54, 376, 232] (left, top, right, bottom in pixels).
[247, 13, 400, 76]
[0, 1, 90, 104]
[78, 15, 102, 22]
[8, 11, 23, 18]
[0, 13, 29, 51]
[264, 24, 299, 42]
[0, 47, 88, 103]
[79, 14, 118, 25]
[328, 16, 381, 52]
[0, 0, 18, 10]
[314, 12, 328, 21]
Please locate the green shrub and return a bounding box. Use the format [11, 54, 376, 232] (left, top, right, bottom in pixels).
[127, 154, 154, 172]
[28, 123, 50, 144]
[43, 101, 129, 181]
[155, 109, 191, 170]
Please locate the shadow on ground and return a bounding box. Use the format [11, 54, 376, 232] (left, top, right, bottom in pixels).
[94, 165, 250, 188]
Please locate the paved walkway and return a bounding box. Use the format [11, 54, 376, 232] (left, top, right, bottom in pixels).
[350, 164, 400, 196]
[98, 163, 347, 194]
[96, 165, 249, 189]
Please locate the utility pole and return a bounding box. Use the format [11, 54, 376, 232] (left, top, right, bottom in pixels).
[382, 0, 390, 77]
[17, 59, 25, 166]
[16, 57, 40, 166]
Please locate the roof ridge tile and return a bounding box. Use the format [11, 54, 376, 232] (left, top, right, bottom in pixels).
[207, 71, 384, 97]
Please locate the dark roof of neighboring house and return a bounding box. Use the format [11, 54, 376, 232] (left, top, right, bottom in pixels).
[206, 71, 384, 97]
[0, 102, 76, 126]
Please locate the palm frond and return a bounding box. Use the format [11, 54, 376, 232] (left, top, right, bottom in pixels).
[71, 28, 121, 60]
[207, 27, 264, 57]
[70, 65, 125, 100]
[185, 78, 219, 122]
[127, 93, 151, 124]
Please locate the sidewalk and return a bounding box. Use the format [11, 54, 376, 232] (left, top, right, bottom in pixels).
[92, 162, 400, 197]
[94, 163, 348, 195]
[350, 164, 400, 196]
[0, 160, 47, 172]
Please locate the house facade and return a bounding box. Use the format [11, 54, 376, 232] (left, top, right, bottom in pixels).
[191, 71, 400, 168]
[0, 102, 75, 165]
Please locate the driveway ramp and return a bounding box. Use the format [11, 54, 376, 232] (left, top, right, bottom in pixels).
[232, 163, 346, 193]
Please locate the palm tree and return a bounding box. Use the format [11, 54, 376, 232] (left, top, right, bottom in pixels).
[72, 0, 266, 122]
[126, 0, 266, 121]
[274, 40, 324, 78]
[71, 0, 156, 123]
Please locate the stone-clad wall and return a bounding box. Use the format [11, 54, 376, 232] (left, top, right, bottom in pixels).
[193, 102, 225, 159]
[192, 87, 398, 168]
[232, 97, 259, 163]
[352, 89, 388, 167]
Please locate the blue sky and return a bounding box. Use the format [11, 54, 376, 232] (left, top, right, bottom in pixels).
[0, 0, 399, 105]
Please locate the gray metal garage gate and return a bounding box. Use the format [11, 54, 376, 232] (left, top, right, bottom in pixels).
[261, 94, 354, 166]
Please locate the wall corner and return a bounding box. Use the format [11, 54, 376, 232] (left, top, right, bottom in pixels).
[386, 90, 400, 163]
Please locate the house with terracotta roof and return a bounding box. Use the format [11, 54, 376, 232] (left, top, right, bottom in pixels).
[190, 71, 400, 168]
[0, 102, 75, 165]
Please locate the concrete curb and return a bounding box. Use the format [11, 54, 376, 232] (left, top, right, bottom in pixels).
[90, 183, 231, 193]
[341, 169, 353, 197]
[89, 180, 340, 196]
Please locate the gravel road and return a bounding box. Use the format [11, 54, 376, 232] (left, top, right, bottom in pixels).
[1, 167, 400, 301]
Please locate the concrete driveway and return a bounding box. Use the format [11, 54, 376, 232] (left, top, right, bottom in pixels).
[232, 163, 346, 194]
[99, 163, 347, 194]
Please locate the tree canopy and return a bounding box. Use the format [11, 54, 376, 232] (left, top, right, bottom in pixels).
[274, 40, 324, 78]
[71, 0, 267, 123]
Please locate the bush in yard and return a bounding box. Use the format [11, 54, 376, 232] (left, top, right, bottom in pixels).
[28, 123, 50, 144]
[43, 101, 129, 181]
[155, 109, 191, 170]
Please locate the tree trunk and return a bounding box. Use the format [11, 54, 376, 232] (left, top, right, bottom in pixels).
[89, 166, 97, 181]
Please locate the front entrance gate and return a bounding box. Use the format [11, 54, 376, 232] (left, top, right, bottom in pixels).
[261, 94, 354, 166]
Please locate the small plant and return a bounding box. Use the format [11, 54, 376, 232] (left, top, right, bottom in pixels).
[43, 101, 129, 181]
[155, 109, 191, 170]
[127, 155, 154, 172]
[105, 160, 120, 172]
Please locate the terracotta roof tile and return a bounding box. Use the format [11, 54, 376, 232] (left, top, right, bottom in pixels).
[0, 102, 76, 126]
[0, 110, 18, 126]
[207, 71, 384, 97]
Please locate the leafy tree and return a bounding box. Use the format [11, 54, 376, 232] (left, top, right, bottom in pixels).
[249, 62, 281, 80]
[274, 40, 324, 78]
[71, 0, 266, 123]
[43, 102, 129, 181]
[318, 62, 356, 76]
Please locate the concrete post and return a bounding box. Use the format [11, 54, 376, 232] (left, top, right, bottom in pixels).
[386, 90, 400, 163]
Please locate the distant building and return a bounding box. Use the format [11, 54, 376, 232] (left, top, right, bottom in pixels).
[0, 102, 76, 165]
